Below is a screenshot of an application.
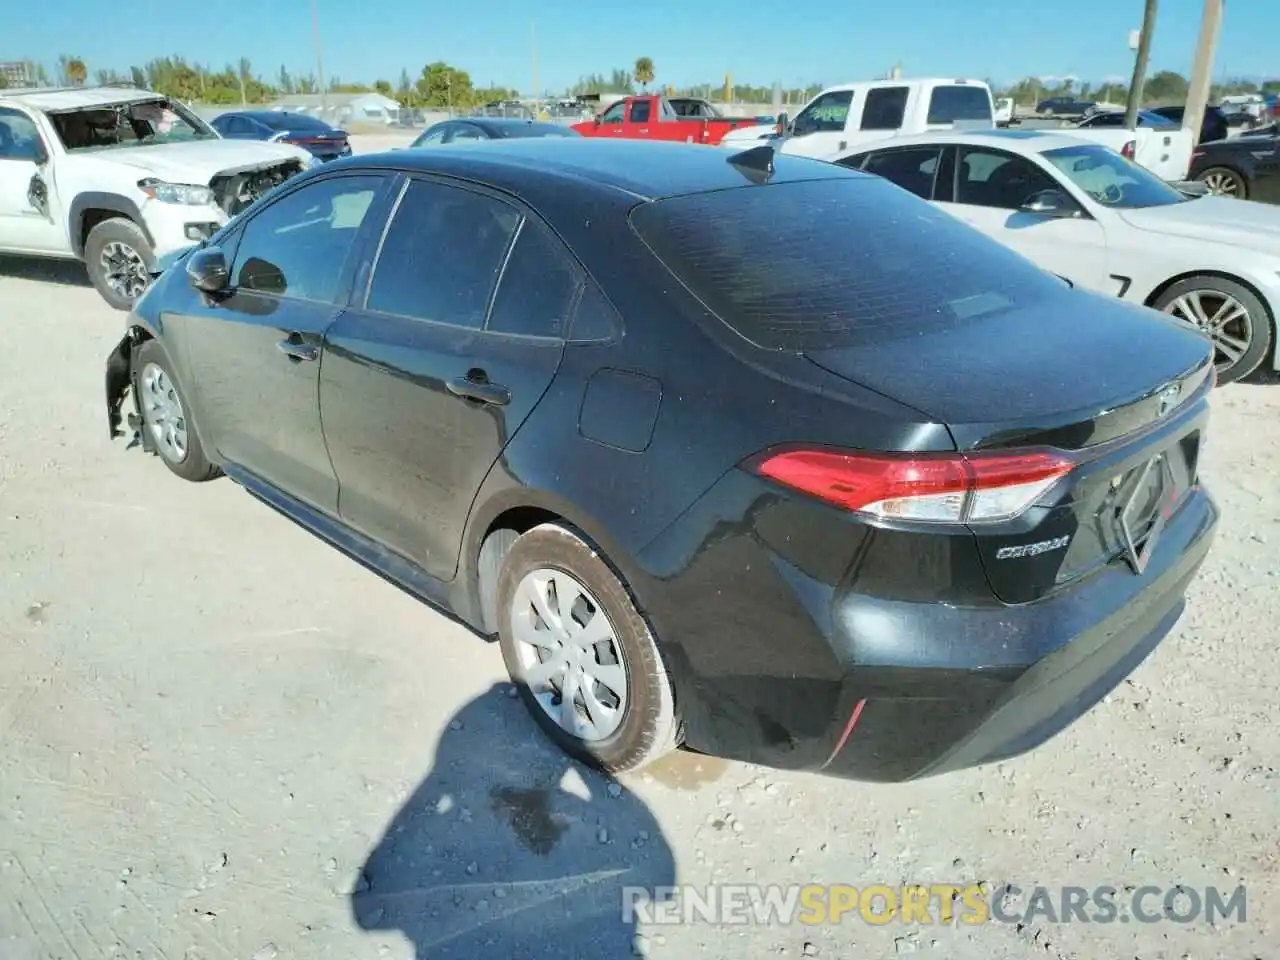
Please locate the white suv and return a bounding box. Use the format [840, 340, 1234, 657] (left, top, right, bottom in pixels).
[0, 85, 316, 309]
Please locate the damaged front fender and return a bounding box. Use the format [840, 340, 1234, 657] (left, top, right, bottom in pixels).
[105, 327, 150, 447]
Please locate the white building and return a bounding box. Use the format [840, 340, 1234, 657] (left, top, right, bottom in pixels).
[269, 92, 401, 125]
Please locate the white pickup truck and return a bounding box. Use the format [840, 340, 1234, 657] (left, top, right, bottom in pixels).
[722, 78, 1194, 181]
[0, 84, 315, 309]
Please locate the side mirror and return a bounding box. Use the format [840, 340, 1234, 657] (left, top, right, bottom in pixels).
[593, 116, 601, 127]
[1020, 189, 1077, 218]
[33, 140, 49, 165]
[776, 112, 790, 136]
[186, 245, 230, 293]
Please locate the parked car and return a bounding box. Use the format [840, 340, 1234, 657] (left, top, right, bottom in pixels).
[1219, 94, 1267, 128]
[1188, 123, 1280, 203]
[1148, 104, 1230, 145]
[838, 129, 1280, 382]
[1074, 109, 1178, 129]
[210, 110, 352, 162]
[994, 97, 1016, 126]
[0, 84, 312, 310]
[720, 78, 996, 153]
[409, 117, 580, 146]
[1037, 97, 1096, 117]
[570, 94, 759, 145]
[105, 139, 1218, 783]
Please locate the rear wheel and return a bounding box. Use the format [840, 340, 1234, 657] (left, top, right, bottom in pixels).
[495, 522, 679, 774]
[84, 217, 155, 311]
[134, 339, 220, 482]
[1195, 166, 1248, 199]
[1152, 275, 1272, 384]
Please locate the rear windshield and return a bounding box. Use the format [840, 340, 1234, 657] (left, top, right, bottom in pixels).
[272, 113, 332, 131]
[927, 85, 993, 124]
[628, 177, 1068, 351]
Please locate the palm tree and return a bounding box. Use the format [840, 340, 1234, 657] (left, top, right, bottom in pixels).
[66, 57, 87, 87]
[634, 57, 655, 91]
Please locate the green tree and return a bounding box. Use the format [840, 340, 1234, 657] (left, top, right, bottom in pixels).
[635, 57, 655, 90]
[416, 61, 473, 109]
[396, 67, 418, 108]
[0, 74, 7, 90]
[277, 65, 294, 95]
[130, 65, 146, 88]
[1143, 70, 1189, 104]
[374, 78, 393, 97]
[1263, 79, 1280, 95]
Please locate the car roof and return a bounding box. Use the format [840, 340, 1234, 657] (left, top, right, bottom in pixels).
[819, 77, 988, 95]
[844, 128, 1107, 156]
[340, 137, 864, 201]
[0, 85, 157, 112]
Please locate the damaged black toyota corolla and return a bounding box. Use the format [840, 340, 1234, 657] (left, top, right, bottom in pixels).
[104, 139, 1219, 782]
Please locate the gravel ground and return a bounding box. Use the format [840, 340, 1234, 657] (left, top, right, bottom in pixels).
[0, 142, 1277, 958]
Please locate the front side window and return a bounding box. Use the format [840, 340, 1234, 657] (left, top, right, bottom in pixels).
[792, 90, 853, 135]
[411, 125, 448, 147]
[860, 147, 944, 199]
[231, 174, 385, 302]
[1042, 143, 1188, 209]
[955, 148, 1059, 210]
[366, 180, 521, 328]
[600, 102, 626, 124]
[0, 108, 44, 162]
[447, 125, 485, 141]
[861, 87, 908, 131]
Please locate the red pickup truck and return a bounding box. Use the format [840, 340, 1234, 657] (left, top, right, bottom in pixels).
[571, 95, 761, 145]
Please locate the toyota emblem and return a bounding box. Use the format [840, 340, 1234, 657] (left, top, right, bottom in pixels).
[1155, 383, 1181, 417]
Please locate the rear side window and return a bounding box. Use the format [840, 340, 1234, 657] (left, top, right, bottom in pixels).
[366, 180, 520, 327]
[927, 85, 993, 125]
[487, 219, 582, 338]
[629, 177, 1067, 351]
[630, 100, 651, 123]
[861, 87, 908, 131]
[861, 147, 943, 199]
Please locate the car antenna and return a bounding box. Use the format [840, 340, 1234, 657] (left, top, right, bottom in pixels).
[728, 144, 775, 184]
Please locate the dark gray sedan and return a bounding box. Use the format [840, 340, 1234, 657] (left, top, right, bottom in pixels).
[409, 117, 579, 147]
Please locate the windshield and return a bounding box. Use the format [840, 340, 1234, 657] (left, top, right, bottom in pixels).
[51, 98, 217, 152]
[629, 177, 1069, 351]
[267, 113, 333, 132]
[1042, 144, 1188, 209]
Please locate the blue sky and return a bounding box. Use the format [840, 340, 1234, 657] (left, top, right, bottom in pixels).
[6, 0, 1275, 93]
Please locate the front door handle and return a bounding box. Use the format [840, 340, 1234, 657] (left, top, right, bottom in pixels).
[277, 336, 319, 363]
[447, 370, 510, 406]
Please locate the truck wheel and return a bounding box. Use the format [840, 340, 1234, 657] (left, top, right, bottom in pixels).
[85, 218, 155, 311]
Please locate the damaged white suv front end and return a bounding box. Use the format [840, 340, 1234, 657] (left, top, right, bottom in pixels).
[0, 85, 314, 309]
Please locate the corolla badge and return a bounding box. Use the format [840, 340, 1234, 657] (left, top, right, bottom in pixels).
[995, 534, 1071, 560]
[1155, 382, 1181, 417]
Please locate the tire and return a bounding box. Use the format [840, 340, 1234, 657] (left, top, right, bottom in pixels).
[133, 339, 220, 482]
[1194, 166, 1249, 199]
[1152, 275, 1273, 385]
[496, 522, 679, 774]
[84, 217, 155, 311]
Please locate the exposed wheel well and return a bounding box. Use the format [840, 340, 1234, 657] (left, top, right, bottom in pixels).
[476, 507, 565, 633]
[80, 208, 132, 251]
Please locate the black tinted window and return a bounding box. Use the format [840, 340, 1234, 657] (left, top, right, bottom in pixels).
[956, 148, 1058, 210]
[0, 108, 44, 161]
[861, 87, 908, 130]
[862, 147, 943, 199]
[366, 180, 520, 327]
[629, 177, 1065, 351]
[630, 100, 651, 123]
[487, 220, 581, 337]
[569, 281, 623, 342]
[233, 174, 384, 302]
[927, 86, 994, 124]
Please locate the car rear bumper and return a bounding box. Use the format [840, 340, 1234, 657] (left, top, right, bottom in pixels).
[635, 473, 1218, 783]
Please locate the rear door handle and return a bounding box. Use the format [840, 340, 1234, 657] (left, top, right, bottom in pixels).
[277, 335, 319, 363]
[447, 371, 510, 406]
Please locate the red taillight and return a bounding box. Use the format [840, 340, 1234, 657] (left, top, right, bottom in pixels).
[746, 448, 1075, 524]
[1121, 140, 1136, 160]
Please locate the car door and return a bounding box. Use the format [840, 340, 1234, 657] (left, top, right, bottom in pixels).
[179, 171, 397, 513]
[0, 107, 66, 254]
[598, 100, 627, 137]
[940, 145, 1111, 293]
[780, 89, 855, 159]
[320, 176, 579, 580]
[1245, 135, 1280, 203]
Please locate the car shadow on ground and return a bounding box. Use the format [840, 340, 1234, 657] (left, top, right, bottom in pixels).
[353, 684, 674, 959]
[0, 255, 91, 289]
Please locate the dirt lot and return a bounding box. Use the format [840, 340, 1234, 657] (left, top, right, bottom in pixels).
[1, 151, 1278, 958]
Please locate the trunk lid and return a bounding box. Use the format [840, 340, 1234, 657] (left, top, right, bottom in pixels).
[804, 292, 1214, 603]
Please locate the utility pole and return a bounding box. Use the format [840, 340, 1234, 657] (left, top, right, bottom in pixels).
[310, 0, 328, 119]
[1184, 0, 1225, 145]
[1124, 0, 1158, 127]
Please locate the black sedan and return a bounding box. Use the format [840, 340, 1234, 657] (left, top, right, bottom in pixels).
[1147, 104, 1230, 145]
[409, 117, 579, 146]
[1188, 124, 1280, 201]
[211, 110, 352, 162]
[104, 139, 1218, 782]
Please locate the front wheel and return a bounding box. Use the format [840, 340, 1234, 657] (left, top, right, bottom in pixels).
[1195, 166, 1248, 199]
[133, 339, 221, 482]
[496, 523, 680, 774]
[84, 217, 155, 311]
[1153, 275, 1273, 384]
